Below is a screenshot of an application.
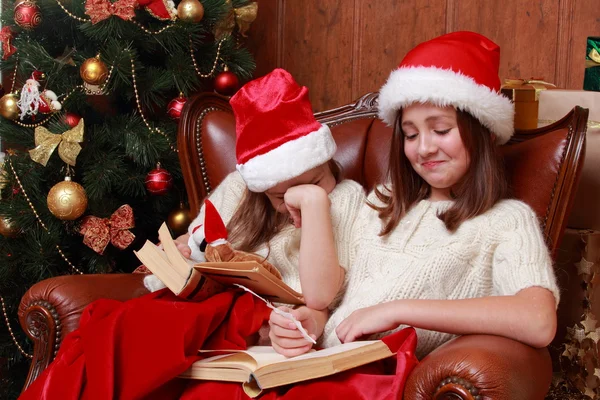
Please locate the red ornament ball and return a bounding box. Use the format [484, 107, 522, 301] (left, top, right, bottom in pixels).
[14, 0, 42, 29]
[214, 70, 240, 96]
[145, 164, 173, 195]
[167, 95, 187, 119]
[63, 112, 82, 128]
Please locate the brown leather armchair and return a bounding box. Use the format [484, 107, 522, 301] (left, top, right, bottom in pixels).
[18, 92, 588, 399]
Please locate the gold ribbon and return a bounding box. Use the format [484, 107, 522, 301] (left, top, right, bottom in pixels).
[538, 119, 600, 129]
[214, 1, 258, 40]
[586, 48, 600, 69]
[503, 78, 556, 101]
[29, 118, 84, 167]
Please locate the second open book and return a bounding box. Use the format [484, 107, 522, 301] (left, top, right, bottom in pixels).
[180, 327, 417, 398]
[133, 223, 305, 304]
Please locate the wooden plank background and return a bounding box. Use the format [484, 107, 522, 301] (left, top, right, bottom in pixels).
[246, 0, 600, 112]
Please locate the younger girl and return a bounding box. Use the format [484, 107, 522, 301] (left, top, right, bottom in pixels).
[146, 68, 365, 324]
[271, 31, 559, 359]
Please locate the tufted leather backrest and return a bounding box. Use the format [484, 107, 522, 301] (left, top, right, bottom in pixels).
[179, 92, 586, 256]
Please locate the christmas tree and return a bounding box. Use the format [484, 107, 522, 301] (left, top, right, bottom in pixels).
[0, 0, 257, 396]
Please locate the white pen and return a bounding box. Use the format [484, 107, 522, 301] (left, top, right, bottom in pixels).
[234, 284, 317, 345]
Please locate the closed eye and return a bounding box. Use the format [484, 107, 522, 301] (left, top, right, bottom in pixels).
[434, 129, 451, 135]
[404, 133, 418, 140]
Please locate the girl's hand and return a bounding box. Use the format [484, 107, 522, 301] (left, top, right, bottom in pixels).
[269, 306, 327, 357]
[335, 303, 399, 343]
[284, 185, 329, 228]
[174, 235, 191, 258]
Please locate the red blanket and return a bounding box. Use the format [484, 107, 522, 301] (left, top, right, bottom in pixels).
[19, 289, 418, 400]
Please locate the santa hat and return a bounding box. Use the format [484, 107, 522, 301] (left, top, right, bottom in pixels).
[203, 199, 228, 245]
[231, 68, 336, 192]
[378, 31, 514, 144]
[137, 0, 177, 20]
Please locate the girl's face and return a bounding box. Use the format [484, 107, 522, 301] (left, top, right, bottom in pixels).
[264, 163, 336, 213]
[401, 103, 470, 201]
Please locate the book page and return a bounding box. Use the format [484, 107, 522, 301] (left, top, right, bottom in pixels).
[197, 341, 379, 369]
[134, 241, 185, 294]
[197, 347, 293, 369]
[158, 223, 192, 280]
[269, 340, 380, 364]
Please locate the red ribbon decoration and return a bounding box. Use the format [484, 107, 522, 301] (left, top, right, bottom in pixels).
[0, 27, 17, 60]
[85, 0, 138, 24]
[80, 205, 136, 255]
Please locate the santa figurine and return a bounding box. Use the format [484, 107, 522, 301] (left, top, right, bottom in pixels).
[17, 74, 61, 120]
[17, 75, 41, 120]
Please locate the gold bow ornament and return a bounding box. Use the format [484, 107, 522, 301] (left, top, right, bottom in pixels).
[501, 78, 557, 102]
[586, 48, 600, 69]
[214, 1, 258, 40]
[29, 118, 84, 167]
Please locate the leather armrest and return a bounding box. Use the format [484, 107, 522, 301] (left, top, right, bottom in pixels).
[18, 273, 148, 390]
[404, 335, 552, 400]
[19, 273, 149, 339]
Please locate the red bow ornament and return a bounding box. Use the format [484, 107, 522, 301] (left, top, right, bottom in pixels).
[0, 27, 17, 60]
[80, 205, 136, 254]
[85, 0, 138, 24]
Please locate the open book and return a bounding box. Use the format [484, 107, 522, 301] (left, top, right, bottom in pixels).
[179, 328, 416, 398]
[134, 223, 305, 304]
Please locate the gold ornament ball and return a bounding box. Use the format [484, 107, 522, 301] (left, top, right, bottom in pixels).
[0, 216, 20, 238]
[47, 177, 88, 221]
[0, 94, 20, 120]
[167, 204, 193, 237]
[80, 56, 109, 86]
[177, 0, 204, 22]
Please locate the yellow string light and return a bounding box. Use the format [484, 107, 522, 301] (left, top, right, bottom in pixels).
[0, 295, 33, 359]
[6, 157, 84, 275]
[191, 37, 226, 78]
[128, 53, 178, 153]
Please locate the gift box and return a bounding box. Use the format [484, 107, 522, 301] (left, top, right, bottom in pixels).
[538, 89, 600, 230]
[584, 37, 600, 92]
[553, 229, 600, 398]
[501, 79, 556, 130]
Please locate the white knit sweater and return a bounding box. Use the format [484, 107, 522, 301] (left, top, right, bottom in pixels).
[187, 171, 366, 302]
[322, 188, 560, 357]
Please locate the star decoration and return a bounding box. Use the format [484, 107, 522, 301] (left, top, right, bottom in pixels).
[577, 256, 595, 276]
[587, 330, 600, 343]
[582, 314, 598, 333]
[572, 327, 587, 342]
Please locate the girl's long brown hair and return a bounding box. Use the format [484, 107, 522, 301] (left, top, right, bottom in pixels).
[227, 159, 342, 252]
[372, 108, 509, 235]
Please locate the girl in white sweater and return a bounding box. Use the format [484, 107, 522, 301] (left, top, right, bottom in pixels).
[144, 69, 365, 348]
[271, 32, 559, 358]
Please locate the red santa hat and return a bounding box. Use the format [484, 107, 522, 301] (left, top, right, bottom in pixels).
[231, 68, 336, 193]
[203, 199, 228, 244]
[377, 31, 514, 144]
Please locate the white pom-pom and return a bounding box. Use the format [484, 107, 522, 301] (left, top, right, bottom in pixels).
[51, 101, 62, 111]
[143, 274, 167, 292]
[44, 90, 58, 101]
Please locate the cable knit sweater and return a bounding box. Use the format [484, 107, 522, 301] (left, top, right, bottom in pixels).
[322, 187, 560, 358]
[187, 171, 366, 304]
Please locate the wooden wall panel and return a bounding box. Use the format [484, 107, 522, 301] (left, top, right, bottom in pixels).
[355, 0, 447, 98]
[279, 0, 355, 112]
[565, 0, 600, 89]
[245, 0, 281, 79]
[247, 0, 600, 112]
[451, 0, 560, 85]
